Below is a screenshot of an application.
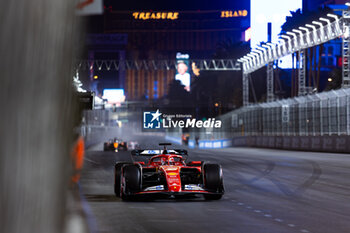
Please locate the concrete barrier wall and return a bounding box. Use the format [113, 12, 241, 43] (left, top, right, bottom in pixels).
[165, 133, 350, 153]
[198, 139, 232, 149]
[164, 136, 232, 149]
[233, 135, 350, 153]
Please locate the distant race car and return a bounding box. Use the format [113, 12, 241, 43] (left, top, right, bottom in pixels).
[114, 143, 224, 200]
[103, 138, 128, 152]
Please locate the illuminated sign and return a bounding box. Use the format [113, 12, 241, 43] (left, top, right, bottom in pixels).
[176, 53, 189, 59]
[221, 10, 248, 18]
[191, 62, 200, 76]
[175, 53, 190, 92]
[102, 89, 125, 104]
[245, 27, 251, 42]
[132, 12, 179, 20]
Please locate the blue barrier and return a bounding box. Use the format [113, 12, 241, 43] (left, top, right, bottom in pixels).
[188, 140, 195, 149]
[198, 139, 232, 149]
[164, 136, 232, 149]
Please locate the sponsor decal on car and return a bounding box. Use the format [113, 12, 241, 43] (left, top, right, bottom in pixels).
[144, 185, 164, 191]
[167, 172, 178, 176]
[184, 184, 204, 191]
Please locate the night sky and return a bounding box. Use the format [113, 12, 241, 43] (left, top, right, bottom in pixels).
[104, 0, 249, 11]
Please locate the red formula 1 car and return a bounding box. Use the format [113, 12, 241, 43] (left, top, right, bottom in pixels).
[114, 143, 224, 200]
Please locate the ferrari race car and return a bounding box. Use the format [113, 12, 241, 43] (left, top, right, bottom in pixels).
[103, 138, 128, 152]
[114, 143, 224, 200]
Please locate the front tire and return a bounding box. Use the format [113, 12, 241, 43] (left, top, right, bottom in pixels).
[203, 163, 224, 200]
[114, 162, 130, 197]
[121, 165, 141, 201]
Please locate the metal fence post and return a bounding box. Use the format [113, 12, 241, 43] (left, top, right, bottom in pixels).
[243, 72, 249, 106]
[342, 11, 350, 88]
[298, 49, 306, 96]
[267, 62, 274, 102]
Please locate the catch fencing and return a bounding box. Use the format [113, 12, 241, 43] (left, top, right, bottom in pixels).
[165, 88, 350, 150]
[214, 88, 350, 138]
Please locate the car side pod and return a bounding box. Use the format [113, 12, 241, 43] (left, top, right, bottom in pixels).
[202, 163, 224, 200]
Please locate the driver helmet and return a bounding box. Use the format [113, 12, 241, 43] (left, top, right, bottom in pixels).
[169, 157, 175, 165]
[160, 157, 167, 165]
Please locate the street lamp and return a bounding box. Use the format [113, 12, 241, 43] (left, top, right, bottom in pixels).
[305, 24, 317, 44]
[243, 59, 250, 71]
[281, 35, 292, 52]
[277, 39, 286, 56]
[238, 58, 249, 70]
[319, 17, 331, 24]
[251, 51, 262, 65]
[247, 54, 257, 67]
[312, 21, 324, 41]
[320, 17, 332, 39]
[292, 29, 304, 46]
[267, 42, 277, 58]
[240, 56, 249, 69]
[299, 26, 311, 45]
[255, 47, 267, 63]
[327, 13, 339, 20]
[327, 13, 341, 35]
[244, 56, 254, 69]
[262, 44, 273, 60]
[286, 31, 298, 49]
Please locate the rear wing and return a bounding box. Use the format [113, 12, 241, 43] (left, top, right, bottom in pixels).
[131, 149, 188, 156]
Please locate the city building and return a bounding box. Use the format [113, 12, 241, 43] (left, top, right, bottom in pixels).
[87, 5, 250, 100]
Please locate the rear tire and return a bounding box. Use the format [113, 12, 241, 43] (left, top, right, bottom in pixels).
[203, 164, 224, 200]
[121, 165, 141, 201]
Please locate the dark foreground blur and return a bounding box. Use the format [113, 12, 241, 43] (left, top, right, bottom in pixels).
[0, 1, 81, 233]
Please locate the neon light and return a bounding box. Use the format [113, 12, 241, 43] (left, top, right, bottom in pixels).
[221, 10, 248, 18]
[102, 89, 125, 103]
[245, 27, 251, 42]
[132, 12, 179, 20]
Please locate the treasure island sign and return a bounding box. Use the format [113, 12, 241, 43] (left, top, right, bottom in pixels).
[131, 10, 248, 21]
[132, 12, 179, 20]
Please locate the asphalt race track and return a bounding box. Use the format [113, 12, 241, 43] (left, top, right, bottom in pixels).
[80, 132, 350, 233]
